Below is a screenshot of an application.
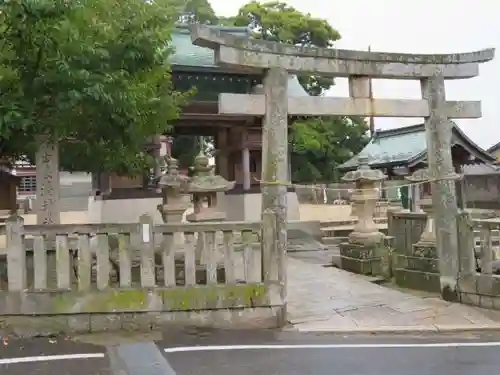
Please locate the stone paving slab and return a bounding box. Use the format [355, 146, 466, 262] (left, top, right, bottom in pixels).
[287, 257, 500, 333]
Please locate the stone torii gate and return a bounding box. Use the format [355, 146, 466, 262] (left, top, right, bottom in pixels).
[189, 24, 495, 301]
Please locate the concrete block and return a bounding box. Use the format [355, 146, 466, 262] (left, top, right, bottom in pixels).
[393, 268, 440, 293]
[90, 314, 122, 332]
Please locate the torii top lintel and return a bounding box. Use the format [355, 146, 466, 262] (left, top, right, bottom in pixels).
[189, 24, 495, 79]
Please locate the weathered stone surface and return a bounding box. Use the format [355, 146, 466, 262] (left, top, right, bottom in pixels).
[404, 255, 439, 273]
[216, 48, 482, 79]
[260, 68, 288, 286]
[476, 274, 500, 296]
[459, 292, 481, 306]
[0, 307, 282, 338]
[338, 242, 388, 276]
[0, 283, 281, 315]
[35, 135, 60, 224]
[288, 257, 500, 332]
[421, 78, 460, 300]
[218, 94, 482, 119]
[191, 24, 493, 63]
[393, 268, 441, 293]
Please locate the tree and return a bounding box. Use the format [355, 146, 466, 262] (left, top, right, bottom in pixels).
[175, 0, 218, 24]
[0, 0, 187, 175]
[231, 1, 369, 182]
[171, 135, 212, 168]
[290, 117, 368, 182]
[231, 1, 340, 95]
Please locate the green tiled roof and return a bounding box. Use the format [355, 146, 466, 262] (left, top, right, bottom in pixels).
[170, 26, 309, 97]
[170, 26, 250, 68]
[338, 122, 495, 171]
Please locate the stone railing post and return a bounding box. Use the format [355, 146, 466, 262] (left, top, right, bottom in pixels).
[6, 215, 26, 291]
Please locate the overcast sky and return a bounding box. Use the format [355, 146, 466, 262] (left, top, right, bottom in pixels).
[210, 0, 499, 149]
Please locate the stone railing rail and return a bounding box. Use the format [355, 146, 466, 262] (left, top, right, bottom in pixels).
[0, 214, 284, 333]
[387, 211, 427, 256]
[469, 219, 500, 272]
[457, 216, 500, 309]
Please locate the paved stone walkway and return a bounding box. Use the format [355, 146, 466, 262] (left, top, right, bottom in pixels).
[287, 256, 500, 332]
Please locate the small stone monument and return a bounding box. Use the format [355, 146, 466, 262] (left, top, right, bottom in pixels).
[156, 156, 189, 223]
[406, 169, 436, 255]
[185, 150, 235, 222]
[394, 168, 460, 292]
[339, 156, 387, 275]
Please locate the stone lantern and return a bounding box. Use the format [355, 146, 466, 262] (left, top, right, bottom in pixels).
[339, 156, 387, 275]
[405, 168, 461, 256]
[156, 156, 190, 223]
[343, 156, 387, 245]
[185, 150, 235, 222]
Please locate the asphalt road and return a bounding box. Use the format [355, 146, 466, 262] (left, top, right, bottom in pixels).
[160, 329, 500, 375]
[3, 330, 500, 375]
[0, 337, 110, 375]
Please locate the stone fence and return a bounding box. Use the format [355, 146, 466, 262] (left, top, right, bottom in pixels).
[294, 181, 404, 204]
[295, 173, 500, 210]
[0, 215, 284, 336]
[388, 210, 500, 307]
[457, 216, 500, 309]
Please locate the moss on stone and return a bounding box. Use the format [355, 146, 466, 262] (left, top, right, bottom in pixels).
[38, 284, 269, 314]
[53, 293, 78, 313]
[163, 284, 267, 310]
[81, 290, 149, 312]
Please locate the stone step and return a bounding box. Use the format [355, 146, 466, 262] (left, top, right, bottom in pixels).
[322, 236, 347, 245]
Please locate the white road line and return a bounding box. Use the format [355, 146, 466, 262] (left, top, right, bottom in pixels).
[0, 353, 105, 365]
[164, 342, 500, 353]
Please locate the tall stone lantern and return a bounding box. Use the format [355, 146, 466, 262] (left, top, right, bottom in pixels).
[186, 150, 235, 222]
[157, 156, 189, 223]
[339, 156, 387, 275]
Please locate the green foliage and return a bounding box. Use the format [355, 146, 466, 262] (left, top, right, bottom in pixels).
[290, 116, 369, 182]
[231, 1, 340, 95]
[0, 0, 187, 174]
[170, 135, 212, 168]
[167, 0, 218, 24]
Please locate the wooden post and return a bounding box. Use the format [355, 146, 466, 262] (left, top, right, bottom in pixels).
[260, 68, 288, 325]
[421, 77, 460, 301]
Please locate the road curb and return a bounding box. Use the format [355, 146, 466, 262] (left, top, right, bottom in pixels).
[287, 323, 500, 334]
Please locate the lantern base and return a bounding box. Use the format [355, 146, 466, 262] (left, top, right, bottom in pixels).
[157, 203, 189, 223]
[347, 230, 384, 246]
[339, 241, 388, 276]
[186, 209, 226, 222]
[393, 242, 440, 293]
